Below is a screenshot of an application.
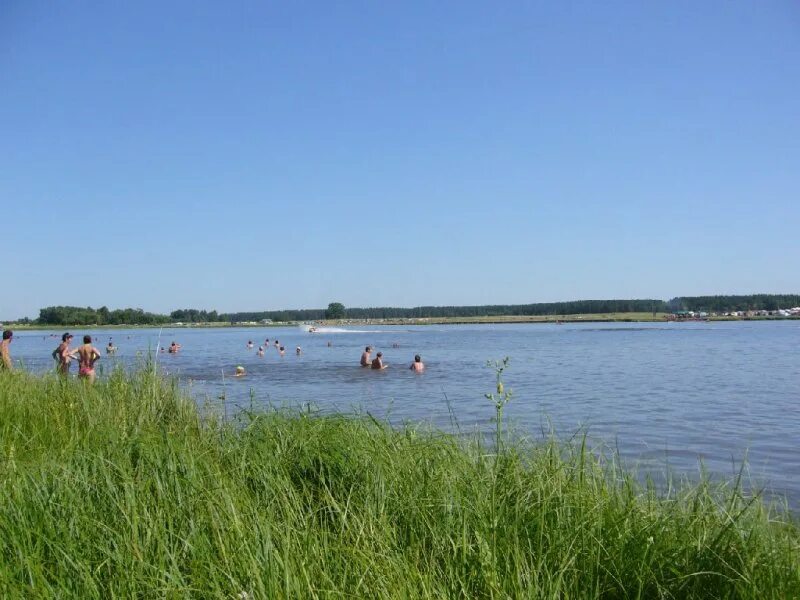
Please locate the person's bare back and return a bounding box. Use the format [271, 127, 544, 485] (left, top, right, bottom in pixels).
[360, 346, 372, 367]
[72, 336, 100, 383]
[371, 352, 388, 370]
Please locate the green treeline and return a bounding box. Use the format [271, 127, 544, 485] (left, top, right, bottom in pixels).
[28, 294, 800, 325]
[668, 294, 800, 312]
[37, 306, 171, 326]
[221, 299, 667, 322]
[344, 299, 666, 319]
[169, 308, 219, 322]
[218, 296, 799, 322]
[222, 309, 326, 322]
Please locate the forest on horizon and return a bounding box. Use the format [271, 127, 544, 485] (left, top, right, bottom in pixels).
[13, 295, 800, 326]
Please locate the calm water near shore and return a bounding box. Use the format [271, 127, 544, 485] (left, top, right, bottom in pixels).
[11, 320, 800, 506]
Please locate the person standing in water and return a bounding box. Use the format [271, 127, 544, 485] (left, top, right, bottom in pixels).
[1, 330, 13, 371]
[360, 346, 372, 367]
[72, 335, 100, 384]
[410, 354, 425, 372]
[52, 332, 74, 376]
[371, 352, 387, 370]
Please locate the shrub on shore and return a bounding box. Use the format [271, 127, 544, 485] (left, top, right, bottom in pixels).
[0, 369, 797, 598]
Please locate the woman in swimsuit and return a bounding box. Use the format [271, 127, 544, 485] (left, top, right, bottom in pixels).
[71, 335, 101, 384]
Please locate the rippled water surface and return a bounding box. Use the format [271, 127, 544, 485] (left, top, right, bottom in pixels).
[11, 321, 800, 505]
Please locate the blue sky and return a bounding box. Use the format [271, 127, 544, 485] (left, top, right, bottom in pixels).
[2, 1, 798, 319]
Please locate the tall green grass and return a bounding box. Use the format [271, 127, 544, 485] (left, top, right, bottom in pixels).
[0, 369, 797, 598]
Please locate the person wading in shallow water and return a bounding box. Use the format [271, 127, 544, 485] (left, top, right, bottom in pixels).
[360, 346, 372, 367]
[371, 352, 388, 370]
[52, 332, 74, 376]
[72, 335, 101, 384]
[409, 354, 425, 372]
[0, 330, 12, 371]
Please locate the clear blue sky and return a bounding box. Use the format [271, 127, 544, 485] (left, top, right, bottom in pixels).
[2, 1, 799, 319]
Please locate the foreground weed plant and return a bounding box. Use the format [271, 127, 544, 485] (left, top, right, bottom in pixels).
[0, 369, 798, 598]
[485, 356, 513, 453]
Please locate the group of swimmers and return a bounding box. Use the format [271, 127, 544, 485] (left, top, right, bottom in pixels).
[248, 339, 302, 358]
[0, 330, 427, 382]
[234, 342, 425, 378]
[156, 341, 182, 354]
[360, 346, 425, 372]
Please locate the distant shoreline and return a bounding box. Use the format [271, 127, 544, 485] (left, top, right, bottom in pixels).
[6, 313, 799, 330]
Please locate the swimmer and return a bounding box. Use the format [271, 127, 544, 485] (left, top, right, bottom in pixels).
[233, 365, 246, 377]
[279, 346, 285, 356]
[106, 341, 117, 355]
[371, 352, 387, 370]
[360, 346, 372, 367]
[410, 354, 425, 372]
[71, 335, 100, 384]
[327, 341, 332, 347]
[257, 346, 264, 357]
[247, 340, 254, 349]
[296, 346, 302, 355]
[52, 333, 74, 376]
[168, 341, 181, 354]
[392, 343, 400, 349]
[274, 340, 279, 348]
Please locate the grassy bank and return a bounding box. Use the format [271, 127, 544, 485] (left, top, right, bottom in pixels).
[0, 370, 798, 598]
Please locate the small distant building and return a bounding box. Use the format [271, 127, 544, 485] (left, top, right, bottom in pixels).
[260, 319, 273, 325]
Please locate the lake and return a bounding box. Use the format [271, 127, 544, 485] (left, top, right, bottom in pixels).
[9, 320, 800, 507]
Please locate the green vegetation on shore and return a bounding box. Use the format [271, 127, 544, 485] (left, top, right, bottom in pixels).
[0, 369, 798, 597]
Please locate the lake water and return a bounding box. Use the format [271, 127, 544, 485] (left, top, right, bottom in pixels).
[9, 320, 800, 507]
